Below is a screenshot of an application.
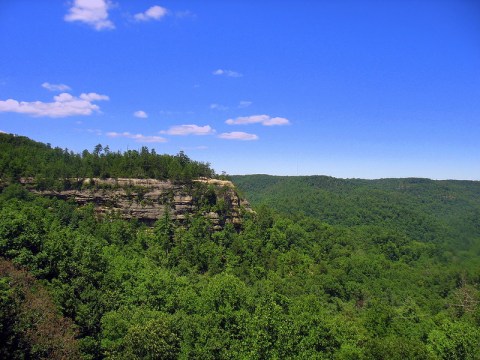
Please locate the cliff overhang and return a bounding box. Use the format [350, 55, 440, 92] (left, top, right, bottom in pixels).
[15, 177, 252, 230]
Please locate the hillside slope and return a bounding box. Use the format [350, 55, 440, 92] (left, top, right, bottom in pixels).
[231, 175, 480, 250]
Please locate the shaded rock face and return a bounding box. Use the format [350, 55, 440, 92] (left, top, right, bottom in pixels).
[32, 178, 251, 229]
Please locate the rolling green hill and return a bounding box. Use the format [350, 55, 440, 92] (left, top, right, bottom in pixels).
[231, 175, 480, 251]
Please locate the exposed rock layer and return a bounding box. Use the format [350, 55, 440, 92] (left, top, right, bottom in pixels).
[31, 178, 251, 229]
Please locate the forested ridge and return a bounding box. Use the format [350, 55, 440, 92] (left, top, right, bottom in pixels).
[231, 175, 480, 252]
[1, 135, 480, 359]
[0, 133, 215, 187]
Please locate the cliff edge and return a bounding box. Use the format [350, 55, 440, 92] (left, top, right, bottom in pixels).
[26, 177, 252, 230]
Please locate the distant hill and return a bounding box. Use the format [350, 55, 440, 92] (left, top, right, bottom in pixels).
[231, 174, 480, 250]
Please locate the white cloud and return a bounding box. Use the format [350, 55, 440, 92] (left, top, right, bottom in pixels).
[134, 5, 168, 21]
[80, 92, 109, 101]
[0, 92, 109, 118]
[226, 114, 290, 126]
[65, 0, 115, 30]
[218, 132, 258, 141]
[106, 131, 167, 143]
[238, 100, 252, 108]
[41, 82, 71, 92]
[210, 103, 228, 111]
[213, 69, 243, 78]
[161, 124, 215, 136]
[0, 130, 6, 134]
[134, 110, 148, 118]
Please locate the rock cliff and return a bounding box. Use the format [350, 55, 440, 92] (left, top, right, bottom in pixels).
[30, 178, 252, 230]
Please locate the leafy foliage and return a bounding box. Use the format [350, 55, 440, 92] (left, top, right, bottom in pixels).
[0, 138, 479, 359]
[231, 174, 480, 250]
[0, 258, 80, 359]
[0, 133, 215, 188]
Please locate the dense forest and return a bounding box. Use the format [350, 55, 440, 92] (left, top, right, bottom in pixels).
[0, 133, 215, 188]
[230, 175, 480, 252]
[1, 134, 479, 359]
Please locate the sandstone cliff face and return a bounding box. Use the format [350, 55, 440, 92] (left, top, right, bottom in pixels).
[32, 178, 251, 230]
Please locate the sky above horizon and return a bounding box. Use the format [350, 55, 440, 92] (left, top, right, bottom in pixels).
[1, 0, 479, 180]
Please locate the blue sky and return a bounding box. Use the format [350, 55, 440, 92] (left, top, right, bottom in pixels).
[1, 0, 479, 179]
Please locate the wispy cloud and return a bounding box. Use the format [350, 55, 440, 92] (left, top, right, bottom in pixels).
[161, 124, 215, 136]
[0, 92, 109, 118]
[87, 129, 103, 136]
[213, 69, 243, 78]
[175, 10, 196, 19]
[180, 145, 208, 151]
[133, 110, 148, 118]
[41, 82, 71, 92]
[134, 5, 168, 21]
[159, 110, 195, 116]
[218, 132, 258, 141]
[238, 100, 252, 108]
[64, 0, 115, 31]
[106, 131, 167, 143]
[226, 114, 290, 126]
[0, 130, 6, 134]
[210, 103, 228, 111]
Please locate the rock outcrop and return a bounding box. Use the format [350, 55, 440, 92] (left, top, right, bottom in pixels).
[31, 178, 251, 229]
